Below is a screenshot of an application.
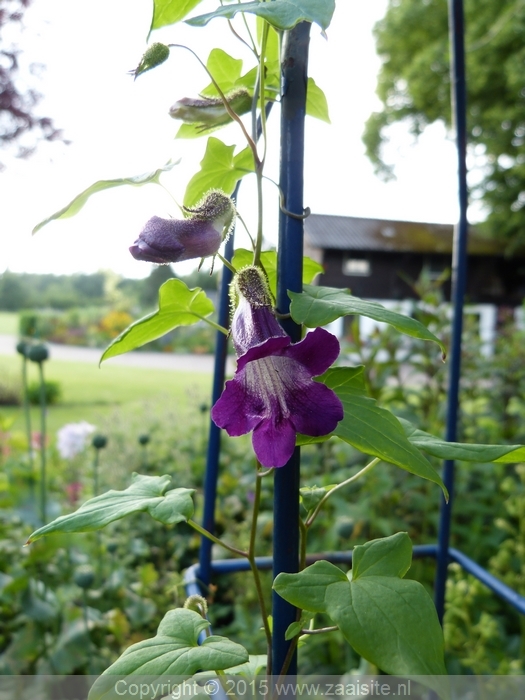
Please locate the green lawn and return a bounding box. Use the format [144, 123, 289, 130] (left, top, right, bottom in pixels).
[0, 312, 18, 334]
[1, 353, 212, 435]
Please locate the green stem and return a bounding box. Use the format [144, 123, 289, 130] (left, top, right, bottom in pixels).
[21, 355, 35, 495]
[305, 458, 381, 529]
[235, 211, 257, 251]
[216, 253, 237, 275]
[188, 520, 247, 558]
[300, 625, 338, 635]
[93, 450, 99, 497]
[198, 316, 229, 336]
[248, 468, 272, 663]
[277, 634, 299, 678]
[38, 362, 47, 525]
[258, 22, 270, 166]
[299, 517, 308, 571]
[252, 24, 269, 267]
[83, 589, 94, 674]
[253, 164, 264, 267]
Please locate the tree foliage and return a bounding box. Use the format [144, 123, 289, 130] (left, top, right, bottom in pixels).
[0, 0, 60, 162]
[364, 0, 525, 250]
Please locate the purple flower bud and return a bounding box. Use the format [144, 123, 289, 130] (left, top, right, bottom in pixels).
[130, 190, 235, 264]
[130, 217, 221, 263]
[169, 89, 252, 127]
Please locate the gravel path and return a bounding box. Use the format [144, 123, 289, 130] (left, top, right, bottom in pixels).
[0, 334, 233, 373]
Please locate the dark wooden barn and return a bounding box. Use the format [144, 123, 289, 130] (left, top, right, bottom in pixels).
[304, 214, 525, 306]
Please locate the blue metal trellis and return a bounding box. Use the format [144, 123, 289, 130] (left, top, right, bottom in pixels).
[191, 0, 525, 679]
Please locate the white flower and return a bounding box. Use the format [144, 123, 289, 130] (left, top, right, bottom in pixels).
[56, 421, 96, 459]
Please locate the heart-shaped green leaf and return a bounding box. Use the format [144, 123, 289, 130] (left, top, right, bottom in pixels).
[200, 49, 244, 96]
[187, 0, 335, 32]
[224, 653, 268, 676]
[150, 0, 205, 32]
[26, 474, 194, 544]
[352, 532, 412, 580]
[184, 138, 255, 208]
[274, 534, 447, 678]
[400, 418, 525, 463]
[289, 285, 446, 357]
[307, 77, 330, 123]
[299, 485, 335, 514]
[100, 279, 215, 363]
[32, 161, 179, 233]
[88, 608, 249, 700]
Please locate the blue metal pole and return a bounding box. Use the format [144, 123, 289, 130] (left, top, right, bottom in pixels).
[449, 549, 525, 616]
[198, 103, 273, 587]
[273, 21, 311, 677]
[198, 200, 237, 587]
[434, 0, 469, 624]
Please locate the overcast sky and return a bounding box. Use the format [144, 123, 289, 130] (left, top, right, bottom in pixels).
[1, 0, 467, 279]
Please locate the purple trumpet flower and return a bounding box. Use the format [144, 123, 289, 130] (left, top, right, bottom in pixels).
[211, 267, 343, 468]
[130, 190, 235, 264]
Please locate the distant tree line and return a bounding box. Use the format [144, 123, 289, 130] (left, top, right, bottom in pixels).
[0, 266, 219, 312]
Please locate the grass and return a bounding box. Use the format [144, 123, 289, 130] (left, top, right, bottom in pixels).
[0, 353, 212, 436]
[0, 312, 18, 335]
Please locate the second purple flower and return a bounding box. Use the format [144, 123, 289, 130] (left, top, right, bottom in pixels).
[211, 267, 344, 468]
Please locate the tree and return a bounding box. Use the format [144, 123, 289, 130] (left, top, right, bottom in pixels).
[0, 0, 60, 163]
[0, 270, 33, 309]
[364, 0, 525, 251]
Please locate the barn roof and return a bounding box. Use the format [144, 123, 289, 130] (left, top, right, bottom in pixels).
[304, 214, 505, 255]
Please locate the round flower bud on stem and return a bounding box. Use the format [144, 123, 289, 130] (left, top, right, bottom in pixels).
[28, 344, 49, 363]
[92, 434, 108, 450]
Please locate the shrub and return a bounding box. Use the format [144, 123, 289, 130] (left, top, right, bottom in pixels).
[0, 377, 22, 406]
[26, 380, 62, 405]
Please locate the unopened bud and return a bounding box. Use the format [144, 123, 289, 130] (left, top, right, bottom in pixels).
[130, 190, 235, 264]
[169, 89, 251, 127]
[233, 266, 272, 309]
[132, 42, 170, 79]
[28, 344, 49, 363]
[183, 594, 208, 616]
